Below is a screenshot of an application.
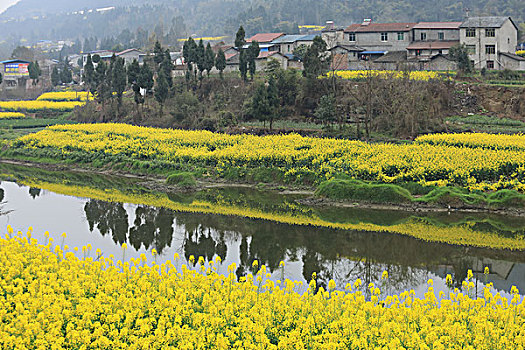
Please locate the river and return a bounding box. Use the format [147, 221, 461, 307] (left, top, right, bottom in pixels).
[1, 162, 524, 299]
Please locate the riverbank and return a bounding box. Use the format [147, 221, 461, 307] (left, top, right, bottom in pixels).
[3, 123, 525, 214]
[3, 157, 525, 218]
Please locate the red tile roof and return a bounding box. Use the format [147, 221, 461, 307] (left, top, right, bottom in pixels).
[246, 33, 284, 43]
[406, 40, 459, 50]
[345, 22, 417, 33]
[413, 22, 462, 29]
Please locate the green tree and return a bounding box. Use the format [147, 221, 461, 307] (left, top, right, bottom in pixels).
[235, 26, 246, 48]
[314, 94, 337, 128]
[235, 26, 248, 81]
[127, 59, 140, 85]
[155, 70, 169, 115]
[112, 57, 127, 110]
[247, 41, 260, 80]
[267, 76, 280, 130]
[239, 51, 248, 81]
[60, 58, 72, 84]
[449, 44, 474, 74]
[196, 39, 206, 78]
[160, 49, 174, 87]
[248, 82, 271, 126]
[83, 54, 95, 99]
[204, 43, 215, 77]
[153, 41, 164, 68]
[138, 63, 154, 103]
[28, 61, 41, 86]
[292, 44, 309, 61]
[215, 48, 226, 78]
[303, 36, 328, 79]
[51, 66, 60, 86]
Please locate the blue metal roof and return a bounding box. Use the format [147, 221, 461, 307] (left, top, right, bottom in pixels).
[0, 59, 31, 64]
[271, 35, 307, 44]
[297, 34, 317, 41]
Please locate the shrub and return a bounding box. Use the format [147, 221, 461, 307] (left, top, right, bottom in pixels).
[166, 172, 197, 187]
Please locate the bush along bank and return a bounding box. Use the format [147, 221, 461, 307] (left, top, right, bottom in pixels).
[315, 179, 525, 210]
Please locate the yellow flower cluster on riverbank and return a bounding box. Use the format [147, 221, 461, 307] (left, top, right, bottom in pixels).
[15, 124, 525, 190]
[328, 70, 448, 81]
[1, 231, 524, 349]
[417, 132, 525, 151]
[19, 179, 525, 250]
[0, 112, 25, 119]
[0, 100, 83, 112]
[37, 91, 92, 102]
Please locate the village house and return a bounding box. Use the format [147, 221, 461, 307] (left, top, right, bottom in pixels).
[271, 34, 316, 55]
[459, 16, 518, 70]
[115, 48, 146, 65]
[0, 59, 31, 90]
[344, 20, 417, 53]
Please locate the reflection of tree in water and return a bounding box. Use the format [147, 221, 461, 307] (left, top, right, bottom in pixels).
[85, 200, 129, 245]
[28, 187, 41, 199]
[183, 227, 228, 264]
[129, 206, 174, 254]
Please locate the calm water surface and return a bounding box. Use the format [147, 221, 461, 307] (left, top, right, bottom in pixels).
[1, 163, 524, 299]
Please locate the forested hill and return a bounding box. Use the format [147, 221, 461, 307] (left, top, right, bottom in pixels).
[0, 0, 523, 49]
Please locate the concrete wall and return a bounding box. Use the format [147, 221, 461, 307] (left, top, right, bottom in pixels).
[350, 31, 413, 52]
[322, 30, 345, 47]
[256, 55, 288, 71]
[413, 28, 459, 41]
[499, 54, 525, 70]
[407, 48, 451, 58]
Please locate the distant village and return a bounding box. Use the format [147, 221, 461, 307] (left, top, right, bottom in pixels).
[1, 15, 524, 92]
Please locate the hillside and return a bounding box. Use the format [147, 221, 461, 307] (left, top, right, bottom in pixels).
[0, 0, 523, 60]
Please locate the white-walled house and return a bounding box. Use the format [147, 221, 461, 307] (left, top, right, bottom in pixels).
[459, 16, 518, 70]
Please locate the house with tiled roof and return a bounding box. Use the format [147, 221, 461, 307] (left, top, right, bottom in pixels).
[344, 20, 417, 52]
[460, 16, 518, 70]
[246, 33, 285, 44]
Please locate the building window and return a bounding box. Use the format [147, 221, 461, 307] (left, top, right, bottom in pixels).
[397, 32, 404, 40]
[466, 45, 476, 54]
[349, 32, 356, 42]
[487, 60, 494, 69]
[415, 50, 421, 56]
[466, 28, 476, 37]
[485, 45, 495, 54]
[438, 32, 444, 40]
[420, 32, 427, 41]
[381, 32, 388, 41]
[485, 28, 495, 37]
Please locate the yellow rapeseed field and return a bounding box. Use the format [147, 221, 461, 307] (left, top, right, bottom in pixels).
[0, 230, 523, 349]
[16, 124, 525, 191]
[0, 100, 84, 112]
[416, 132, 525, 152]
[328, 70, 449, 81]
[20, 179, 525, 250]
[37, 91, 92, 102]
[0, 112, 25, 119]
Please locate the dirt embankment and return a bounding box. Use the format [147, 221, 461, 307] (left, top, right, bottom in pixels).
[461, 84, 525, 119]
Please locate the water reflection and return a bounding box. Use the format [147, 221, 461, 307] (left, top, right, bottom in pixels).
[0, 163, 524, 297]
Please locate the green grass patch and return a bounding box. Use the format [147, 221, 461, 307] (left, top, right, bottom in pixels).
[315, 179, 413, 204]
[166, 172, 197, 187]
[0, 118, 76, 130]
